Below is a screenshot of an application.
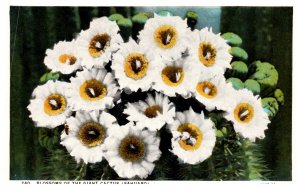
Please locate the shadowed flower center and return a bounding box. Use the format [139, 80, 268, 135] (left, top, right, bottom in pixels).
[80, 79, 107, 101]
[234, 103, 255, 124]
[161, 66, 184, 87]
[119, 136, 145, 162]
[58, 54, 77, 65]
[89, 33, 111, 58]
[177, 123, 203, 151]
[124, 53, 149, 80]
[78, 122, 105, 147]
[154, 25, 178, 49]
[44, 94, 66, 116]
[198, 42, 217, 67]
[196, 81, 218, 99]
[144, 105, 162, 118]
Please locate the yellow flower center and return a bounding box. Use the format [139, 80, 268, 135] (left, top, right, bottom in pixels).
[44, 94, 66, 116]
[123, 53, 149, 80]
[58, 54, 77, 65]
[154, 25, 178, 49]
[161, 66, 184, 87]
[79, 79, 107, 101]
[196, 81, 218, 99]
[78, 122, 106, 147]
[144, 105, 162, 118]
[119, 136, 145, 162]
[198, 42, 217, 67]
[178, 123, 203, 151]
[234, 103, 255, 124]
[88, 33, 111, 58]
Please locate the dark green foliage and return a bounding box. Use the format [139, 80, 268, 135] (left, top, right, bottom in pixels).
[40, 149, 81, 180]
[10, 7, 291, 181]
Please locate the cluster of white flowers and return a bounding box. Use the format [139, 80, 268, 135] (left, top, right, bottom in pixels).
[27, 15, 270, 179]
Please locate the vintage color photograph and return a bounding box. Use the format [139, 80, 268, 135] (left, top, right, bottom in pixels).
[10, 6, 292, 181]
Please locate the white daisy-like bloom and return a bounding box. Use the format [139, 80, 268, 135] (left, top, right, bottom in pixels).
[76, 17, 123, 69]
[190, 27, 232, 74]
[44, 40, 82, 74]
[168, 107, 216, 165]
[104, 122, 161, 179]
[224, 89, 270, 142]
[152, 56, 198, 97]
[111, 38, 161, 92]
[61, 110, 118, 163]
[27, 80, 72, 128]
[67, 68, 119, 111]
[138, 14, 191, 61]
[193, 71, 236, 111]
[124, 92, 175, 131]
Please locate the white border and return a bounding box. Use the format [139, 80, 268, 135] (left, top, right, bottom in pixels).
[1, 0, 299, 190]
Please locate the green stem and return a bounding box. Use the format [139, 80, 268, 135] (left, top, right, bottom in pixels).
[208, 158, 216, 179]
[74, 161, 87, 180]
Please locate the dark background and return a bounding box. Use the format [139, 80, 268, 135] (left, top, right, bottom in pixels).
[10, 7, 292, 180]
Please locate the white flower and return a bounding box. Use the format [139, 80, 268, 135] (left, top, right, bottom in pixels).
[27, 80, 72, 128]
[104, 122, 161, 179]
[67, 68, 119, 111]
[138, 14, 191, 61]
[168, 107, 216, 165]
[190, 27, 232, 74]
[193, 71, 235, 111]
[112, 38, 161, 92]
[76, 17, 123, 69]
[152, 56, 198, 97]
[44, 40, 82, 74]
[61, 110, 118, 163]
[124, 92, 175, 131]
[224, 89, 270, 142]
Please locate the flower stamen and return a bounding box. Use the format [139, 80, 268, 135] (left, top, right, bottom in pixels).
[234, 103, 255, 124]
[161, 66, 184, 87]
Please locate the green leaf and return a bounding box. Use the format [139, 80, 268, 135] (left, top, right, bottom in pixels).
[230, 47, 248, 61]
[221, 127, 228, 135]
[221, 32, 243, 46]
[39, 72, 60, 84]
[216, 130, 224, 138]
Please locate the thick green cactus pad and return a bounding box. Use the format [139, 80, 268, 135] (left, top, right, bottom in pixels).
[222, 32, 243, 46]
[274, 89, 285, 106]
[244, 79, 261, 95]
[262, 97, 279, 119]
[230, 47, 248, 61]
[227, 77, 244, 90]
[108, 13, 124, 22]
[229, 61, 248, 78]
[249, 61, 278, 96]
